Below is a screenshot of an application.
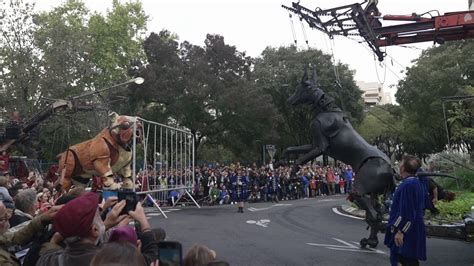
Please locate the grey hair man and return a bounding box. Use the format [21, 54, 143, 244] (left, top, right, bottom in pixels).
[10, 189, 37, 228]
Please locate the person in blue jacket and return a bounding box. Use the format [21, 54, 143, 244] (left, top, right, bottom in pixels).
[218, 185, 230, 205]
[230, 168, 249, 213]
[267, 171, 280, 203]
[384, 155, 427, 266]
[299, 171, 309, 199]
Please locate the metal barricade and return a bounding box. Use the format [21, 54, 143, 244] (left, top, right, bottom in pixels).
[132, 117, 199, 218]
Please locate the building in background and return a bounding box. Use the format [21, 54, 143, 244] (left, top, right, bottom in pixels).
[356, 81, 392, 107]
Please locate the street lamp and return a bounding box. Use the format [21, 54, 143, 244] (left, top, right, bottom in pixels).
[132, 77, 144, 85]
[73, 77, 145, 100]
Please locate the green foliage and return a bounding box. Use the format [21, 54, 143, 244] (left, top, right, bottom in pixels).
[34, 0, 95, 99]
[435, 167, 474, 192]
[253, 46, 363, 151]
[447, 86, 474, 149]
[198, 144, 236, 163]
[396, 40, 474, 155]
[135, 32, 279, 161]
[431, 192, 474, 223]
[357, 104, 403, 160]
[0, 0, 149, 160]
[428, 151, 471, 173]
[0, 0, 41, 115]
[2, 1, 468, 165]
[88, 0, 148, 84]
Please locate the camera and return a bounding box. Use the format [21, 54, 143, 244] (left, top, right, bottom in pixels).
[158, 241, 183, 266]
[117, 191, 138, 215]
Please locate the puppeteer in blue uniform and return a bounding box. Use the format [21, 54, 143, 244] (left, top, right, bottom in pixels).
[267, 171, 280, 203]
[384, 175, 427, 266]
[230, 169, 249, 213]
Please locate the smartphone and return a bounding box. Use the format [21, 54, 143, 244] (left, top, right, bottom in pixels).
[158, 241, 183, 266]
[117, 191, 138, 215]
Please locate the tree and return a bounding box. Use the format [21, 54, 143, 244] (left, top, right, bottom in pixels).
[0, 0, 149, 160]
[34, 0, 96, 100]
[0, 0, 41, 116]
[88, 0, 148, 84]
[33, 0, 148, 160]
[357, 104, 403, 160]
[396, 40, 474, 156]
[446, 86, 474, 153]
[135, 32, 279, 160]
[253, 46, 364, 153]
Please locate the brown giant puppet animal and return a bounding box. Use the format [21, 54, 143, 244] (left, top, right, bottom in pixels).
[57, 113, 143, 191]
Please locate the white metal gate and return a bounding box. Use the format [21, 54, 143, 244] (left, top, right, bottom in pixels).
[132, 117, 199, 217]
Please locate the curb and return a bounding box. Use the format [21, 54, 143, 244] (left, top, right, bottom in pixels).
[340, 205, 470, 241]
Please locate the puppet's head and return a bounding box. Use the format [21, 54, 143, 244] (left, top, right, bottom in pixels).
[287, 66, 337, 111]
[109, 113, 143, 148]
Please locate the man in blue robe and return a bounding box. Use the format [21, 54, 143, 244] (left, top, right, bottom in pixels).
[267, 171, 280, 203]
[230, 169, 249, 213]
[384, 155, 427, 266]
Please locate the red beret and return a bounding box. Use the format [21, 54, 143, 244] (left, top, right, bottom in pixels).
[53, 192, 99, 238]
[108, 226, 138, 246]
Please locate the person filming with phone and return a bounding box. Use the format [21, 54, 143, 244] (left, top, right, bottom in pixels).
[92, 200, 159, 265]
[37, 192, 159, 266]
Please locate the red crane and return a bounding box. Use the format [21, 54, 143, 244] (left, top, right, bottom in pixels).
[282, 1, 474, 61]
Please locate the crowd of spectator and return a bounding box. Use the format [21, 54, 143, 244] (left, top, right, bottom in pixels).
[0, 152, 456, 266]
[0, 163, 228, 265]
[142, 162, 356, 206]
[3, 155, 358, 265]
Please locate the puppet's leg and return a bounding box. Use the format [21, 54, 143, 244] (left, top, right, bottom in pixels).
[58, 150, 76, 191]
[118, 161, 133, 190]
[353, 193, 382, 248]
[94, 158, 120, 190]
[352, 158, 394, 248]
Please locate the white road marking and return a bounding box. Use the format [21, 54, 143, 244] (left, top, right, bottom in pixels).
[351, 242, 386, 254]
[247, 204, 293, 212]
[248, 207, 271, 212]
[332, 207, 365, 220]
[246, 219, 271, 227]
[145, 208, 181, 218]
[307, 238, 387, 255]
[327, 247, 386, 254]
[318, 199, 337, 202]
[147, 212, 164, 216]
[333, 238, 358, 248]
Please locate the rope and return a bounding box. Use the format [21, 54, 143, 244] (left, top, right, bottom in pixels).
[316, 36, 472, 171]
[288, 14, 473, 171]
[299, 16, 310, 49]
[289, 13, 298, 45]
[51, 125, 57, 159]
[365, 101, 474, 171]
[328, 37, 347, 112]
[373, 54, 387, 86]
[384, 53, 406, 69]
[347, 36, 403, 81]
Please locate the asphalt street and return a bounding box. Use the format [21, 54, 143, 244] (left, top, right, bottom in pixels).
[148, 195, 474, 266]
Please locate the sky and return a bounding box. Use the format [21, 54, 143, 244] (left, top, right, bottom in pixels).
[33, 0, 470, 102]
